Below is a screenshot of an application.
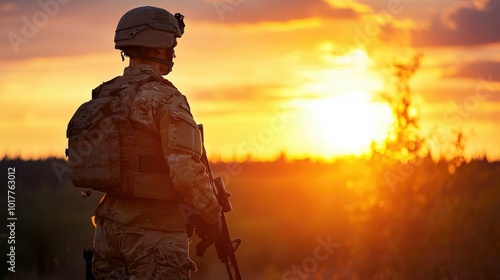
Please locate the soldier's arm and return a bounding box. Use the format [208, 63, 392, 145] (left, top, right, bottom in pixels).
[156, 96, 220, 224]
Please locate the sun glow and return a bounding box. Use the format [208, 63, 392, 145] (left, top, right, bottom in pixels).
[282, 47, 393, 159]
[296, 91, 394, 157]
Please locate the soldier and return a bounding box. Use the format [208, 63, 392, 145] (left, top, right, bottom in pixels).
[89, 6, 222, 279]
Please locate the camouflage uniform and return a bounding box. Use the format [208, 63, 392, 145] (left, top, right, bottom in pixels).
[92, 64, 220, 279]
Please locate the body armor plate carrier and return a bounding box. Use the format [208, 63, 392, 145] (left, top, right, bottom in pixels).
[66, 74, 180, 201]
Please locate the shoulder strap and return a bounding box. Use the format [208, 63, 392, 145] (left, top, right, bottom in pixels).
[92, 76, 120, 99]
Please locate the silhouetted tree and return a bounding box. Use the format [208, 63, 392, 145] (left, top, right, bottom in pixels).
[380, 55, 424, 161]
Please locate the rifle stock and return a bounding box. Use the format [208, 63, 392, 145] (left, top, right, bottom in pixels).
[197, 124, 243, 280]
[83, 249, 95, 280]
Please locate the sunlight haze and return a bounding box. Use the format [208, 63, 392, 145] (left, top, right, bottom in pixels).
[1, 0, 499, 160]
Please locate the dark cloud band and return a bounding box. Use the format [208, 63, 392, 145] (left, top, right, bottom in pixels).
[412, 0, 500, 47]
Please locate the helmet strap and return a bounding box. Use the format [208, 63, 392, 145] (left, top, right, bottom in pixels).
[123, 48, 174, 74]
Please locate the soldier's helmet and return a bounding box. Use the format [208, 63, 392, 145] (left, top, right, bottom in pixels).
[114, 6, 185, 50]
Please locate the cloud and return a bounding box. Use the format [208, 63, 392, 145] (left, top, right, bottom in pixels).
[451, 61, 500, 82]
[420, 85, 500, 104]
[205, 0, 360, 23]
[0, 0, 361, 61]
[0, 0, 116, 60]
[191, 83, 290, 103]
[412, 0, 500, 47]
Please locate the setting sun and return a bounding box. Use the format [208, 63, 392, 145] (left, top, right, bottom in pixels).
[278, 48, 394, 159]
[298, 91, 394, 157]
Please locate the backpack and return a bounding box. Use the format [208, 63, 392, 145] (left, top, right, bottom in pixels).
[66, 74, 180, 200]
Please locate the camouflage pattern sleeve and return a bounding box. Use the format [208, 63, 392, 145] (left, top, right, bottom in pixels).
[154, 88, 221, 224]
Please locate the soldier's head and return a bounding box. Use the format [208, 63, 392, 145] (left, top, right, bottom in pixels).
[114, 6, 185, 75]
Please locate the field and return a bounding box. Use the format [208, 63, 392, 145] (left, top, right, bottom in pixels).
[1, 156, 499, 280]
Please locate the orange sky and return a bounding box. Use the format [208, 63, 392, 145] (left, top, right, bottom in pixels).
[1, 0, 499, 161]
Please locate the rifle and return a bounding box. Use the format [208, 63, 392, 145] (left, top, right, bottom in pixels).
[83, 249, 95, 280]
[196, 124, 243, 280]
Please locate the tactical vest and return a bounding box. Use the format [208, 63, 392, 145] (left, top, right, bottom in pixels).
[66, 74, 180, 201]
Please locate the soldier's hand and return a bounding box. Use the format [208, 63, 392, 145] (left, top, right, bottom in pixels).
[196, 219, 222, 244]
[195, 219, 222, 257]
